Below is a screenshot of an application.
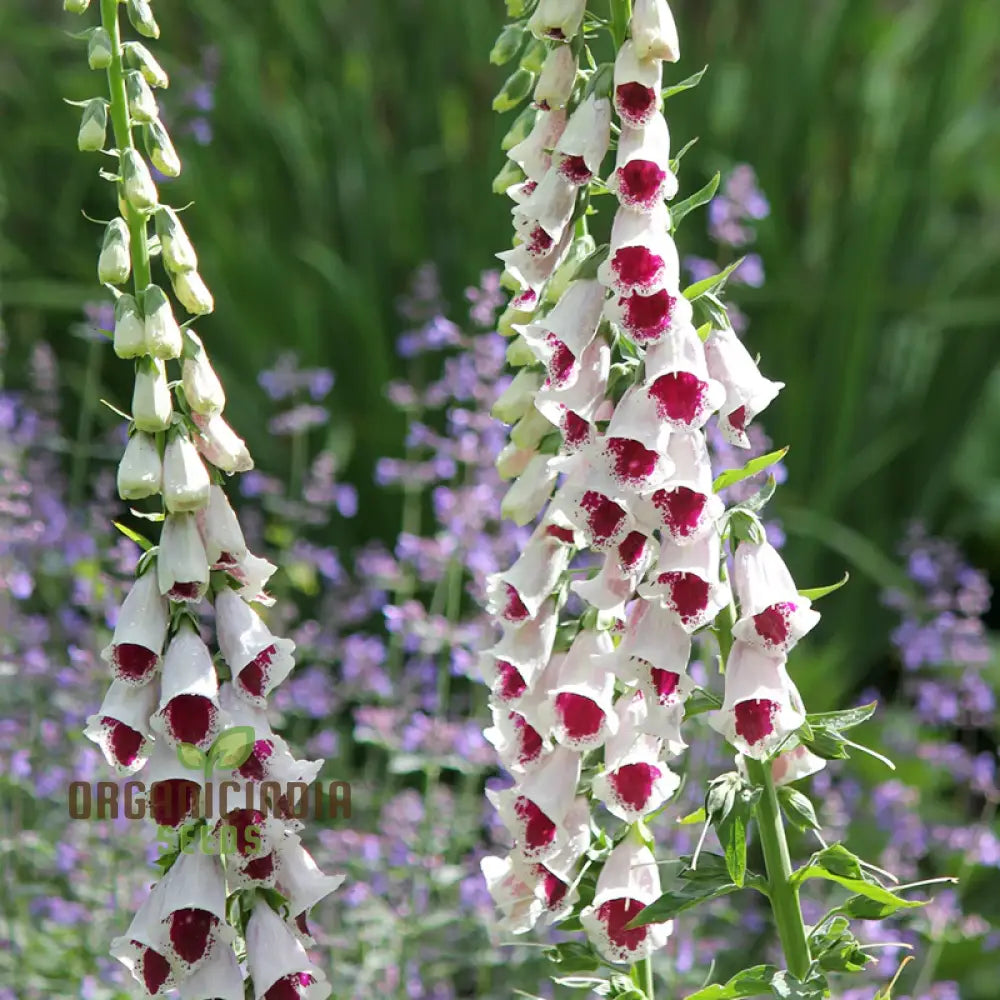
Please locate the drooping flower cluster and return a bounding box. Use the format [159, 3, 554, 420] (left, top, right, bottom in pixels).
[482, 0, 825, 974]
[68, 2, 340, 996]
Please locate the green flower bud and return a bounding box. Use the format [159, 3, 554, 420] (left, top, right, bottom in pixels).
[490, 24, 526, 66]
[497, 301, 534, 338]
[492, 160, 524, 195]
[98, 218, 131, 285]
[492, 68, 534, 113]
[117, 431, 162, 500]
[170, 269, 214, 316]
[77, 99, 107, 153]
[144, 119, 181, 177]
[124, 42, 169, 88]
[142, 284, 183, 359]
[88, 28, 112, 70]
[132, 358, 173, 432]
[491, 368, 544, 424]
[501, 107, 536, 153]
[506, 334, 538, 368]
[505, 0, 528, 15]
[182, 331, 226, 414]
[545, 234, 597, 304]
[510, 407, 555, 450]
[519, 39, 548, 75]
[113, 293, 146, 359]
[126, 0, 160, 40]
[125, 71, 158, 124]
[121, 149, 158, 210]
[155, 207, 197, 271]
[63, 0, 90, 12]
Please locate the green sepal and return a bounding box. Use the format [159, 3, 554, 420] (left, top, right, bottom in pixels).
[776, 786, 820, 832]
[493, 68, 535, 113]
[491, 23, 528, 66]
[684, 965, 777, 1000]
[714, 448, 788, 493]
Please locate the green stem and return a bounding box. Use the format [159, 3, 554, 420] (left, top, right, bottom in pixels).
[745, 757, 812, 981]
[609, 0, 632, 48]
[632, 956, 655, 999]
[100, 0, 152, 294]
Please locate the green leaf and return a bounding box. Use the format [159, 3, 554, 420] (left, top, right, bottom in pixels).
[793, 846, 920, 910]
[839, 893, 927, 920]
[113, 521, 154, 551]
[706, 774, 759, 887]
[714, 448, 789, 492]
[798, 725, 849, 760]
[670, 172, 721, 230]
[797, 573, 849, 602]
[677, 807, 707, 826]
[769, 971, 827, 999]
[685, 966, 776, 1000]
[663, 65, 708, 100]
[683, 688, 723, 718]
[207, 726, 256, 770]
[670, 136, 699, 172]
[544, 941, 600, 974]
[627, 858, 741, 928]
[805, 702, 877, 732]
[683, 257, 747, 301]
[777, 787, 820, 832]
[175, 742, 206, 771]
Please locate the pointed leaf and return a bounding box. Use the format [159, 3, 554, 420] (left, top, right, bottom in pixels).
[839, 893, 927, 920]
[797, 573, 849, 602]
[769, 971, 827, 999]
[805, 702, 876, 732]
[685, 966, 777, 1000]
[683, 257, 747, 301]
[777, 786, 821, 832]
[714, 448, 788, 492]
[207, 725, 256, 770]
[113, 520, 154, 552]
[671, 172, 721, 230]
[663, 66, 708, 100]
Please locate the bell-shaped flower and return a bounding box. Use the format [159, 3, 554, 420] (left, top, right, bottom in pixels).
[182, 331, 226, 415]
[163, 432, 212, 513]
[538, 630, 619, 751]
[554, 461, 638, 552]
[179, 945, 244, 1000]
[102, 568, 169, 685]
[155, 206, 198, 272]
[155, 850, 233, 975]
[704, 325, 784, 447]
[485, 696, 553, 774]
[593, 694, 680, 821]
[245, 899, 330, 1000]
[110, 879, 176, 997]
[486, 523, 570, 625]
[580, 828, 672, 964]
[608, 284, 692, 347]
[133, 357, 173, 433]
[197, 485, 247, 570]
[171, 269, 215, 316]
[209, 783, 287, 861]
[486, 747, 582, 861]
[613, 40, 662, 128]
[151, 623, 222, 751]
[598, 204, 678, 296]
[118, 431, 163, 501]
[644, 323, 726, 431]
[157, 512, 210, 603]
[144, 740, 204, 828]
[610, 115, 678, 211]
[731, 539, 820, 654]
[229, 549, 279, 607]
[142, 284, 183, 360]
[534, 337, 611, 437]
[528, 0, 586, 41]
[500, 452, 559, 526]
[638, 532, 731, 632]
[113, 293, 146, 358]
[98, 218, 131, 285]
[631, 0, 681, 61]
[533, 45, 577, 111]
[192, 411, 254, 474]
[274, 830, 346, 917]
[216, 587, 295, 707]
[595, 385, 674, 493]
[650, 430, 724, 543]
[483, 599, 560, 703]
[572, 530, 657, 618]
[769, 744, 827, 785]
[709, 641, 806, 760]
[507, 109, 568, 183]
[481, 854, 544, 934]
[513, 168, 577, 258]
[497, 229, 572, 311]
[84, 678, 157, 774]
[554, 94, 611, 185]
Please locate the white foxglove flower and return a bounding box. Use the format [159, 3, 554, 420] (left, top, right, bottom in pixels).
[704, 325, 784, 447]
[631, 0, 681, 62]
[507, 109, 567, 183]
[171, 269, 215, 315]
[486, 523, 570, 624]
[78, 98, 108, 152]
[163, 432, 212, 513]
[198, 484, 246, 569]
[118, 431, 162, 500]
[485, 701, 553, 773]
[528, 0, 586, 41]
[650, 430, 724, 543]
[554, 95, 612, 185]
[121, 147, 158, 210]
[497, 232, 571, 311]
[113, 292, 146, 358]
[607, 282, 693, 347]
[154, 206, 198, 272]
[101, 569, 169, 685]
[179, 945, 244, 1000]
[192, 411, 254, 474]
[496, 442, 536, 479]
[132, 357, 173, 432]
[597, 203, 678, 296]
[571, 529, 656, 617]
[98, 218, 130, 285]
[731, 539, 821, 654]
[151, 623, 222, 750]
[481, 855, 544, 934]
[144, 739, 205, 828]
[513, 168, 577, 257]
[613, 40, 662, 128]
[709, 641, 806, 760]
[580, 829, 672, 964]
[554, 460, 638, 552]
[484, 598, 560, 698]
[644, 323, 726, 430]
[215, 587, 295, 706]
[182, 331, 226, 414]
[84, 678, 157, 774]
[500, 453, 558, 525]
[596, 384, 674, 493]
[533, 45, 577, 111]
[245, 900, 330, 1000]
[533, 337, 612, 439]
[110, 879, 176, 997]
[157, 511, 210, 603]
[610, 115, 678, 211]
[274, 831, 345, 917]
[229, 549, 279, 606]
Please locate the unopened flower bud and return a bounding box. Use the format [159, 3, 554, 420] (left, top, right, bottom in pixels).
[117, 431, 162, 500]
[98, 218, 131, 285]
[631, 0, 681, 62]
[163, 433, 212, 513]
[182, 331, 226, 414]
[492, 369, 544, 424]
[121, 148, 158, 211]
[78, 98, 108, 153]
[506, 335, 538, 368]
[519, 39, 549, 75]
[155, 207, 197, 272]
[141, 284, 182, 359]
[492, 160, 525, 196]
[125, 70, 158, 124]
[496, 442, 535, 480]
[88, 28, 112, 70]
[501, 107, 537, 153]
[528, 0, 586, 41]
[157, 513, 209, 603]
[144, 119, 181, 177]
[63, 0, 90, 12]
[192, 412, 253, 474]
[126, 0, 160, 39]
[493, 68, 535, 113]
[113, 293, 146, 359]
[511, 407, 556, 450]
[533, 45, 577, 111]
[124, 41, 169, 88]
[491, 24, 526, 66]
[132, 358, 173, 432]
[170, 269, 214, 315]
